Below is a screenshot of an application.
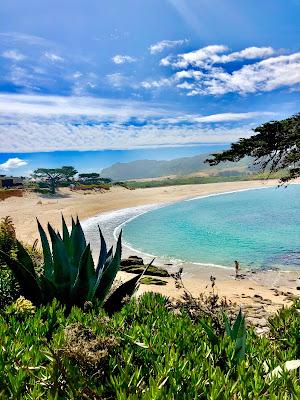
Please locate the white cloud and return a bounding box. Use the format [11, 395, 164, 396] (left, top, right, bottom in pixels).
[0, 158, 27, 170]
[0, 121, 255, 153]
[149, 39, 188, 54]
[219, 46, 275, 63]
[162, 45, 276, 69]
[141, 78, 173, 89]
[44, 52, 64, 62]
[112, 54, 137, 64]
[183, 52, 300, 95]
[0, 94, 278, 153]
[2, 49, 26, 61]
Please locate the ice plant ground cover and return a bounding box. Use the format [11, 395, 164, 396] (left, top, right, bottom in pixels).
[1, 293, 300, 399]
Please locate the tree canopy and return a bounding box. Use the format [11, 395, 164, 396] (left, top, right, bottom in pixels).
[206, 113, 300, 183]
[33, 166, 78, 194]
[78, 173, 112, 184]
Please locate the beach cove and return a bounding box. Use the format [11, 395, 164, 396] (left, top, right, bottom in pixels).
[1, 178, 300, 315]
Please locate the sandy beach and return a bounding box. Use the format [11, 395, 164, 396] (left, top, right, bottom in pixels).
[1, 179, 300, 319]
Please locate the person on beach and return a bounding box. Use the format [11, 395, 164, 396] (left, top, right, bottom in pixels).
[234, 260, 240, 279]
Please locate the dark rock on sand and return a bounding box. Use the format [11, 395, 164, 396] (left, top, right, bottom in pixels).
[121, 255, 144, 266]
[121, 263, 170, 277]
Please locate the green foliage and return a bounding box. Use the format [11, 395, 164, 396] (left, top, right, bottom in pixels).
[1, 294, 300, 399]
[200, 309, 246, 365]
[124, 171, 284, 189]
[0, 217, 21, 307]
[78, 172, 112, 184]
[0, 216, 143, 312]
[206, 113, 300, 183]
[33, 166, 78, 194]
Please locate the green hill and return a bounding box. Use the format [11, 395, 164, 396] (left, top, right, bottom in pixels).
[101, 153, 255, 181]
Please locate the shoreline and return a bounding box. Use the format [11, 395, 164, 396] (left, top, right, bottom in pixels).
[80, 182, 300, 315]
[112, 185, 275, 271]
[1, 178, 300, 312]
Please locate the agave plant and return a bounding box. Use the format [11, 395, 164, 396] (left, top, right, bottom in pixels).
[200, 309, 246, 364]
[0, 216, 145, 313]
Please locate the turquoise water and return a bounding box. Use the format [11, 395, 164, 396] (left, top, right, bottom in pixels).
[122, 185, 300, 270]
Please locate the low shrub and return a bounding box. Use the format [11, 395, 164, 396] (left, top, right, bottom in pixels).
[1, 293, 300, 399]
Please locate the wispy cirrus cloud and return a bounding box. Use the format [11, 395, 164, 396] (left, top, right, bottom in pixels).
[0, 157, 27, 170]
[149, 39, 188, 54]
[0, 93, 278, 153]
[112, 54, 138, 64]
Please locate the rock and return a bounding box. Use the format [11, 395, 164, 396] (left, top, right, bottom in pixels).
[120, 256, 144, 267]
[247, 317, 268, 327]
[140, 277, 167, 286]
[255, 326, 270, 336]
[121, 264, 170, 277]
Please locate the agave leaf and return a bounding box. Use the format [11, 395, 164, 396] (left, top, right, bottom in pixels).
[199, 319, 218, 345]
[62, 215, 71, 256]
[15, 241, 37, 276]
[96, 227, 107, 275]
[0, 250, 42, 304]
[48, 224, 72, 299]
[70, 219, 86, 268]
[103, 260, 154, 315]
[72, 244, 96, 303]
[103, 247, 113, 271]
[231, 309, 243, 341]
[103, 273, 141, 316]
[37, 219, 53, 280]
[222, 311, 232, 339]
[95, 231, 122, 304]
[39, 275, 57, 302]
[234, 315, 246, 362]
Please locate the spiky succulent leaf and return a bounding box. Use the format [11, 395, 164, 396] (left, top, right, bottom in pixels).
[231, 309, 243, 341]
[234, 315, 246, 362]
[71, 244, 96, 303]
[69, 219, 86, 268]
[0, 249, 42, 304]
[37, 219, 53, 280]
[96, 227, 107, 275]
[48, 224, 72, 300]
[62, 215, 71, 256]
[104, 273, 141, 315]
[15, 241, 37, 276]
[199, 319, 218, 345]
[222, 311, 232, 338]
[95, 232, 122, 304]
[39, 275, 57, 301]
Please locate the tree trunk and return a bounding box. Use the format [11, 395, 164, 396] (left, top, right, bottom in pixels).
[50, 178, 56, 194]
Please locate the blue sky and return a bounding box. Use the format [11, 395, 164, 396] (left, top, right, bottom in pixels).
[0, 0, 299, 175]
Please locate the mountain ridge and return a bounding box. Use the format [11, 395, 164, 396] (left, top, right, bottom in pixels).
[101, 153, 254, 181]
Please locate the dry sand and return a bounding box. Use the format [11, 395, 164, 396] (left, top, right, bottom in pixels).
[1, 179, 299, 318]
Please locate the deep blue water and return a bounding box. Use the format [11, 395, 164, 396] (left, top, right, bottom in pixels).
[123, 185, 300, 270]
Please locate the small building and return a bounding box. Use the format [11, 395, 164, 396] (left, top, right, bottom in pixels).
[0, 176, 24, 188]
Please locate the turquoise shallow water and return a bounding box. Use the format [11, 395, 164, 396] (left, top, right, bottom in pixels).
[122, 185, 300, 270]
